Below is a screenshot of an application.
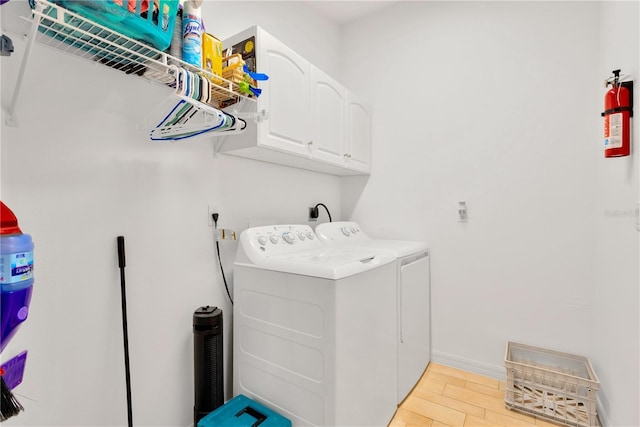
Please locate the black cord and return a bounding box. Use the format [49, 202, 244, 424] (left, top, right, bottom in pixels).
[116, 236, 133, 427]
[314, 203, 332, 222]
[212, 215, 234, 305]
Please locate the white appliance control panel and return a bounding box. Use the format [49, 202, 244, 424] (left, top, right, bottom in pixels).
[236, 224, 397, 280]
[318, 222, 367, 242]
[241, 224, 323, 256]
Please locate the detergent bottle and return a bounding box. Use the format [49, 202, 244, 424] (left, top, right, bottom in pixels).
[0, 201, 34, 353]
[182, 0, 204, 67]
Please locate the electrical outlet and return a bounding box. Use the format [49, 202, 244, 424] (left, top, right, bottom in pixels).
[309, 207, 318, 221]
[208, 204, 217, 227]
[458, 201, 468, 223]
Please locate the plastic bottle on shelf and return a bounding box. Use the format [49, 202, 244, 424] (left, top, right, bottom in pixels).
[0, 201, 34, 353]
[182, 0, 204, 67]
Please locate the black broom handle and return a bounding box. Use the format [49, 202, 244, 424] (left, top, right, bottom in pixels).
[117, 236, 133, 427]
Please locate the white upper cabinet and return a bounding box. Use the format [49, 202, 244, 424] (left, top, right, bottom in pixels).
[256, 30, 311, 158]
[345, 92, 372, 173]
[217, 26, 371, 176]
[310, 66, 346, 166]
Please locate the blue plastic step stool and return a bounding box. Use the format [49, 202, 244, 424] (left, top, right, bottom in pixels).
[197, 394, 292, 427]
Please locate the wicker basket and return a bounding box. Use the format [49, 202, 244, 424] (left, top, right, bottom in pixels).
[504, 342, 600, 427]
[197, 55, 244, 105]
[222, 54, 247, 84]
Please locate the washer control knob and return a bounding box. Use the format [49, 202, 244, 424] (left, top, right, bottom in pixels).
[297, 232, 306, 241]
[341, 227, 351, 236]
[257, 236, 268, 246]
[307, 231, 314, 240]
[282, 232, 295, 244]
[269, 235, 279, 244]
[351, 226, 358, 233]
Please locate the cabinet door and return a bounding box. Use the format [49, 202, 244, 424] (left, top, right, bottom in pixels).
[345, 92, 372, 173]
[257, 29, 311, 157]
[310, 66, 346, 166]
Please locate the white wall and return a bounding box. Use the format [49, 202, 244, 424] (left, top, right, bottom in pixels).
[342, 1, 637, 425]
[2, 1, 638, 426]
[0, 1, 341, 426]
[594, 2, 639, 426]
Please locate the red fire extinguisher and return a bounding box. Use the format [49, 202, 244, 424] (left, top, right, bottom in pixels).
[602, 69, 633, 157]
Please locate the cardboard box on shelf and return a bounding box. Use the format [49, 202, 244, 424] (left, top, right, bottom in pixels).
[202, 32, 223, 81]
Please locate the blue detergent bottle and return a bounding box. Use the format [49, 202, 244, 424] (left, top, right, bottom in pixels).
[0, 201, 34, 353]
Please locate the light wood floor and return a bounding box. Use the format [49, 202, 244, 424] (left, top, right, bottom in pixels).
[388, 363, 562, 427]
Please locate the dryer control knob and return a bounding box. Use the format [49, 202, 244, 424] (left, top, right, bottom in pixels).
[269, 235, 279, 244]
[257, 236, 268, 246]
[341, 227, 351, 236]
[307, 231, 314, 240]
[351, 226, 358, 233]
[282, 232, 295, 244]
[297, 232, 306, 241]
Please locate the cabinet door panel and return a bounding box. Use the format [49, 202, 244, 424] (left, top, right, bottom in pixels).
[346, 93, 371, 173]
[258, 31, 311, 156]
[311, 67, 346, 166]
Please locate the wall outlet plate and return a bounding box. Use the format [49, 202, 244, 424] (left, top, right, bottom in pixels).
[458, 201, 468, 223]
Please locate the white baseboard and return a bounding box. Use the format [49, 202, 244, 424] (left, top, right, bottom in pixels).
[431, 350, 611, 427]
[431, 350, 506, 381]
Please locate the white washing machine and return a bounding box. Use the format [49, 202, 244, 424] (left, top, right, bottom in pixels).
[233, 224, 398, 427]
[315, 221, 430, 404]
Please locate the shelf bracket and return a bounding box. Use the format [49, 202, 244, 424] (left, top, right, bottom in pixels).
[211, 107, 266, 158]
[6, 2, 45, 127]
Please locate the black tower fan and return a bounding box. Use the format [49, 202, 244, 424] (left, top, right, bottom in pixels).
[193, 306, 223, 426]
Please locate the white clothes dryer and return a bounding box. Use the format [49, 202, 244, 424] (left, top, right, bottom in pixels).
[233, 224, 398, 427]
[315, 221, 430, 404]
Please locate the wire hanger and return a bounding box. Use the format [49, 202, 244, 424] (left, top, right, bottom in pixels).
[144, 66, 247, 141]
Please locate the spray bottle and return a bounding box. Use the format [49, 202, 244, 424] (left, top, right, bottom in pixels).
[182, 0, 204, 67]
